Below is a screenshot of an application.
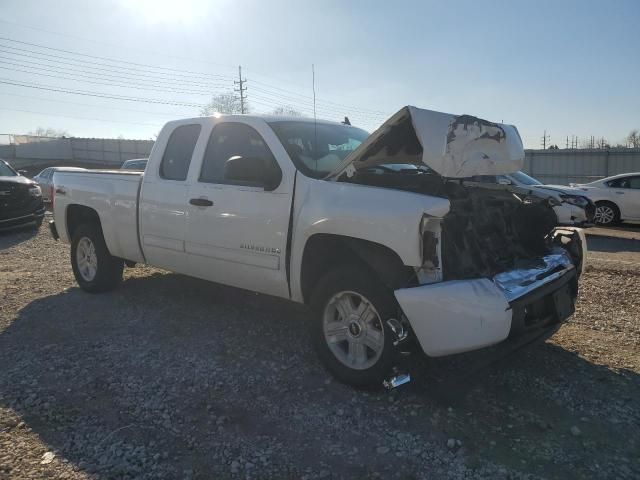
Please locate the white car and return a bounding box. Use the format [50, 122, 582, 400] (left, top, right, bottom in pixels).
[34, 167, 87, 202]
[472, 171, 595, 226]
[49, 107, 586, 388]
[570, 173, 640, 225]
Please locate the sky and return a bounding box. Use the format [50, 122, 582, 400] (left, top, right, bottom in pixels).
[0, 0, 638, 148]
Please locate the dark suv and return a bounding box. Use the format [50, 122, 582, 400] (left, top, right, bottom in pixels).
[0, 159, 45, 230]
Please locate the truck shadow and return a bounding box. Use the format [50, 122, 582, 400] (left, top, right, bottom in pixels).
[0, 224, 39, 250]
[587, 235, 640, 253]
[0, 272, 638, 478]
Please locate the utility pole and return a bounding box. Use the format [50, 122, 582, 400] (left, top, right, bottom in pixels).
[234, 65, 247, 114]
[541, 130, 550, 149]
[566, 136, 569, 149]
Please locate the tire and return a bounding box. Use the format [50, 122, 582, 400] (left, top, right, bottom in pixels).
[310, 266, 399, 389]
[594, 201, 620, 226]
[71, 223, 123, 293]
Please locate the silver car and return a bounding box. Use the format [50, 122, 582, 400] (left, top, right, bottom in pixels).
[33, 167, 86, 203]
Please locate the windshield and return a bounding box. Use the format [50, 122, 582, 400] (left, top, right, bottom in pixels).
[268, 121, 369, 178]
[510, 171, 542, 186]
[0, 160, 18, 177]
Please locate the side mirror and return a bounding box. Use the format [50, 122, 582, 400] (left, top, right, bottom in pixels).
[18, 170, 28, 176]
[224, 155, 282, 191]
[497, 177, 513, 185]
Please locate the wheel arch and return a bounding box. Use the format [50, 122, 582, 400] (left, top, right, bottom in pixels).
[299, 233, 416, 304]
[66, 204, 102, 240]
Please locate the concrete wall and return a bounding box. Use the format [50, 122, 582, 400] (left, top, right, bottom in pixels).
[3, 135, 640, 186]
[524, 148, 640, 185]
[0, 136, 154, 175]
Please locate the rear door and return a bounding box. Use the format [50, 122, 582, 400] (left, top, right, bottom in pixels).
[184, 120, 292, 298]
[619, 176, 640, 219]
[139, 123, 203, 272]
[607, 176, 640, 220]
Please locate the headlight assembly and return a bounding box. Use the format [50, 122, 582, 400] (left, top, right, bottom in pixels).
[28, 185, 42, 197]
[559, 194, 589, 207]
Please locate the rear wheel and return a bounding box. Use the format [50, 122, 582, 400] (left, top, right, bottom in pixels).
[594, 201, 620, 225]
[71, 224, 123, 293]
[310, 266, 399, 388]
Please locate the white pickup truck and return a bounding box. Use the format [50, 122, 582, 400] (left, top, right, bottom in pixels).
[50, 107, 586, 388]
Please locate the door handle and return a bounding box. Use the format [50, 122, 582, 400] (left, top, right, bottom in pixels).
[189, 198, 214, 207]
[615, 191, 625, 195]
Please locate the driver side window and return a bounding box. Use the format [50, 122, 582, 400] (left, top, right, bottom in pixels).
[199, 122, 280, 186]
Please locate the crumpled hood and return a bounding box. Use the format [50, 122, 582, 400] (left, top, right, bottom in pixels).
[329, 106, 525, 179]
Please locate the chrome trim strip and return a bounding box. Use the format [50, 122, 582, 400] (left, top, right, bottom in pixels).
[493, 249, 575, 302]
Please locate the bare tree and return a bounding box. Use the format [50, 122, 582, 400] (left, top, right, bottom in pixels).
[271, 106, 304, 117]
[627, 129, 640, 148]
[200, 93, 246, 116]
[28, 126, 70, 138]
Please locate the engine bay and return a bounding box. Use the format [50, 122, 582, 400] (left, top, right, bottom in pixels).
[340, 166, 566, 280]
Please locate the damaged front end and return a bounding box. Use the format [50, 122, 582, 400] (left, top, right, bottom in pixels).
[332, 106, 586, 358]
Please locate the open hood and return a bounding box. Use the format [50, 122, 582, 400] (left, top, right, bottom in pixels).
[329, 106, 524, 179]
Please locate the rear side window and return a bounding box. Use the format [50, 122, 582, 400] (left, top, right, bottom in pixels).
[159, 124, 201, 181]
[607, 177, 636, 188]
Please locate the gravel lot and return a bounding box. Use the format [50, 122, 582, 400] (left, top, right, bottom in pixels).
[1, 222, 638, 479]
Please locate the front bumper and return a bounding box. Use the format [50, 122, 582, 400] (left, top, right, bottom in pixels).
[395, 249, 580, 357]
[553, 201, 595, 227]
[0, 207, 45, 230]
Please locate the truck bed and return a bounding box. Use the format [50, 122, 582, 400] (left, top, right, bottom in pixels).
[52, 169, 145, 263]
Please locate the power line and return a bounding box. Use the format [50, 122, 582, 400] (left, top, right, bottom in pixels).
[0, 58, 231, 92]
[0, 78, 351, 122]
[0, 107, 164, 127]
[250, 79, 391, 117]
[0, 49, 380, 120]
[0, 18, 239, 74]
[0, 48, 234, 87]
[0, 36, 233, 80]
[0, 92, 195, 117]
[0, 64, 225, 96]
[0, 78, 207, 107]
[0, 34, 392, 118]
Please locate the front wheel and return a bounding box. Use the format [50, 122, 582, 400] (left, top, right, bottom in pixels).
[71, 224, 123, 293]
[310, 266, 399, 388]
[594, 201, 620, 226]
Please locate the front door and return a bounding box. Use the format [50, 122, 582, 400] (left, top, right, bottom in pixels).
[185, 121, 291, 298]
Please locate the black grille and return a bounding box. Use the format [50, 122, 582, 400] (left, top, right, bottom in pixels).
[0, 182, 44, 221]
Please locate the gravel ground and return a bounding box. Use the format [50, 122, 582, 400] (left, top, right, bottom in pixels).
[1, 222, 638, 480]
